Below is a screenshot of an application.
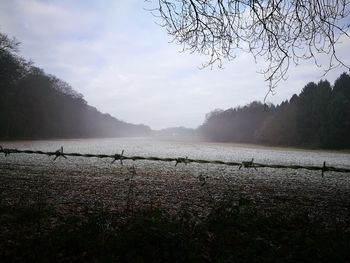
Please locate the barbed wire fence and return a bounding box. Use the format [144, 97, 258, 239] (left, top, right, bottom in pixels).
[1, 146, 350, 176]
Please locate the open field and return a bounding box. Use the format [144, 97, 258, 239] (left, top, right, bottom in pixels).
[1, 139, 350, 261]
[1, 155, 350, 216]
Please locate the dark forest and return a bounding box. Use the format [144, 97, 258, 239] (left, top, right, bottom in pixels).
[200, 73, 350, 149]
[2, 32, 350, 149]
[0, 33, 151, 139]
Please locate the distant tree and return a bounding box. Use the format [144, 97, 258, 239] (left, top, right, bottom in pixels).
[150, 0, 350, 90]
[0, 32, 152, 139]
[0, 33, 29, 84]
[0, 33, 18, 53]
[256, 100, 299, 146]
[199, 101, 270, 142]
[295, 80, 332, 146]
[0, 33, 28, 137]
[199, 72, 350, 149]
[325, 73, 350, 148]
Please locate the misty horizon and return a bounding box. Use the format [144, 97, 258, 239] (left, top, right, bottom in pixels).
[1, 33, 349, 150]
[1, 1, 349, 129]
[1, 1, 350, 261]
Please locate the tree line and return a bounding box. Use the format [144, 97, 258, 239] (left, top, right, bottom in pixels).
[2, 31, 349, 147]
[199, 73, 350, 149]
[0, 33, 151, 139]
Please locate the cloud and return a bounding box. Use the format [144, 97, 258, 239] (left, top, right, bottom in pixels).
[0, 0, 349, 129]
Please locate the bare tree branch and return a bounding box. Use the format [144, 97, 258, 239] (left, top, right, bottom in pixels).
[147, 0, 350, 89]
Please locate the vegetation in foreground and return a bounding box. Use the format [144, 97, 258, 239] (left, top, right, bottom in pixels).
[1, 194, 349, 263]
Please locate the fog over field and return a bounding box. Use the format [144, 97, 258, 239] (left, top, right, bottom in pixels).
[1, 1, 350, 261]
[0, 0, 349, 129]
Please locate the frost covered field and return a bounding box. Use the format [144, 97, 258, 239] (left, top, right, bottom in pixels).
[1, 138, 349, 217]
[1, 138, 350, 261]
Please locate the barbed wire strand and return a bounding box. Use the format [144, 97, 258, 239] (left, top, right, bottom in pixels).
[0, 146, 349, 175]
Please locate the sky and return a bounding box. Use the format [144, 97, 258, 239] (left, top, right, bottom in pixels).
[0, 0, 349, 130]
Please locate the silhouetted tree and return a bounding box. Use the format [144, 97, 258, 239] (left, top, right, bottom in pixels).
[200, 101, 271, 143]
[296, 80, 332, 147]
[200, 72, 350, 149]
[325, 73, 350, 148]
[150, 0, 350, 89]
[0, 32, 151, 139]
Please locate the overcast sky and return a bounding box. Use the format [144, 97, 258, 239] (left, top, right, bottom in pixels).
[0, 0, 349, 129]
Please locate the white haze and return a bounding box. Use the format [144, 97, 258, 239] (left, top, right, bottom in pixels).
[0, 0, 349, 129]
